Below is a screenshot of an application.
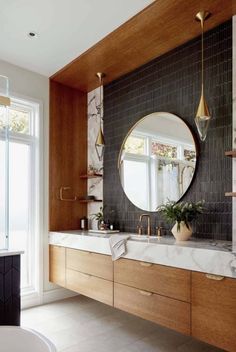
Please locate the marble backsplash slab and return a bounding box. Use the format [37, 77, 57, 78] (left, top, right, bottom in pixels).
[87, 87, 103, 229]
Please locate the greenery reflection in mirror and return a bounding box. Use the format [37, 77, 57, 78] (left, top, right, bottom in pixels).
[118, 112, 197, 212]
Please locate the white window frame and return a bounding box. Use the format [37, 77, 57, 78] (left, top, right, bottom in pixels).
[0, 94, 42, 299]
[122, 130, 196, 210]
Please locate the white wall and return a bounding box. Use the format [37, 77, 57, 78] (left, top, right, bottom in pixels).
[0, 59, 75, 307]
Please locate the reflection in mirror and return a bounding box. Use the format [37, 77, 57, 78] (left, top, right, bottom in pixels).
[118, 112, 197, 212]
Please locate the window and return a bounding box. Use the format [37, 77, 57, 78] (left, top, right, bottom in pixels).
[123, 159, 149, 210]
[124, 135, 146, 155]
[0, 97, 39, 294]
[121, 131, 196, 210]
[151, 141, 177, 159]
[184, 148, 196, 162]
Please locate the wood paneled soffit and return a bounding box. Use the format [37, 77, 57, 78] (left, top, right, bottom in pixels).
[51, 0, 236, 92]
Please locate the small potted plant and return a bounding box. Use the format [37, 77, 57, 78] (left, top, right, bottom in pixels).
[157, 200, 204, 241]
[91, 206, 105, 230]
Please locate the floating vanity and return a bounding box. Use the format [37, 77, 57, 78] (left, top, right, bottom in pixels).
[49, 231, 236, 352]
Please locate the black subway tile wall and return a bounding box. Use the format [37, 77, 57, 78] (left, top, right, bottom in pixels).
[103, 20, 232, 241]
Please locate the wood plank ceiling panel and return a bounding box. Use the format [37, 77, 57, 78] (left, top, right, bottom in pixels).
[51, 0, 236, 92]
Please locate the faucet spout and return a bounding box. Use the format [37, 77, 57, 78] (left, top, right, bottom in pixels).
[139, 214, 151, 236]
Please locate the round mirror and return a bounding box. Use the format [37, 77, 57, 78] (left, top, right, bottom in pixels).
[118, 112, 197, 212]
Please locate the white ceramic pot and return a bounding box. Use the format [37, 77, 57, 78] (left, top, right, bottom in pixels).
[171, 221, 193, 241]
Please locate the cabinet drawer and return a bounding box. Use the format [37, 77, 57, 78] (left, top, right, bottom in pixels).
[192, 272, 236, 352]
[114, 283, 190, 335]
[66, 269, 113, 306]
[66, 248, 113, 281]
[114, 258, 190, 302]
[49, 245, 66, 287]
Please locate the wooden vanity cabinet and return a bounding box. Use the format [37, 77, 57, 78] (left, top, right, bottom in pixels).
[114, 258, 190, 302]
[65, 248, 114, 306]
[114, 283, 190, 335]
[114, 258, 191, 335]
[66, 269, 113, 306]
[49, 246, 114, 306]
[49, 245, 236, 351]
[66, 248, 113, 281]
[49, 245, 66, 287]
[191, 272, 236, 352]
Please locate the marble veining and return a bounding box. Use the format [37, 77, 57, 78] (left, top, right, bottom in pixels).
[87, 87, 104, 230]
[49, 231, 236, 279]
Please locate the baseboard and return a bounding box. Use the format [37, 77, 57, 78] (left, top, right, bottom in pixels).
[21, 287, 78, 310]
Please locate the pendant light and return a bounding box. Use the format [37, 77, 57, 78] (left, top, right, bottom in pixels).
[95, 72, 105, 161]
[195, 11, 211, 141]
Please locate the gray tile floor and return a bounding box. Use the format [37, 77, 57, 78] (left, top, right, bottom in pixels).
[21, 296, 223, 352]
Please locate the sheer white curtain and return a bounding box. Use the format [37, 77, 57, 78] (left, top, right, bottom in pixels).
[162, 164, 179, 202]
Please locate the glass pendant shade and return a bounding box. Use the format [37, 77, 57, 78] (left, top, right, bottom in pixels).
[195, 89, 211, 141]
[95, 126, 105, 161]
[195, 11, 211, 142]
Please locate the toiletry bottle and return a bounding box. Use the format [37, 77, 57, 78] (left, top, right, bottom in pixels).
[80, 217, 88, 230]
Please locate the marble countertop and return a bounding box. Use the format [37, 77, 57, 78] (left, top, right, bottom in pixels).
[49, 230, 236, 279]
[0, 249, 24, 257]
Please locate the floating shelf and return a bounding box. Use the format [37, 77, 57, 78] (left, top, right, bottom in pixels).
[225, 192, 236, 197]
[80, 173, 103, 179]
[225, 151, 236, 157]
[78, 199, 103, 203]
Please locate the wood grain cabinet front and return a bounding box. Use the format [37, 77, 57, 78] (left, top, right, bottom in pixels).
[49, 245, 66, 287]
[66, 269, 113, 306]
[114, 283, 190, 335]
[114, 258, 191, 302]
[192, 272, 236, 352]
[66, 248, 113, 281]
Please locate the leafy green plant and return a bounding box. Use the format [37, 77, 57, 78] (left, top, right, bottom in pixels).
[157, 200, 204, 231]
[91, 206, 104, 221]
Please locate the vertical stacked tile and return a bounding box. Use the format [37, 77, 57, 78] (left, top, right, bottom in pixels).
[104, 20, 232, 241]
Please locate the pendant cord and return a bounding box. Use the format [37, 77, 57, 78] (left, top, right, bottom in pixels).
[99, 75, 102, 130]
[201, 18, 204, 95]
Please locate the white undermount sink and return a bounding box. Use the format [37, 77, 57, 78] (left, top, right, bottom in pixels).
[130, 235, 159, 240]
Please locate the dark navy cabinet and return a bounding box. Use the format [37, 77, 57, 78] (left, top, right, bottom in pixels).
[0, 255, 21, 325]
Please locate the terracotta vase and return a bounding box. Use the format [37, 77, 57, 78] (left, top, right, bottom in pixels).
[171, 221, 192, 241]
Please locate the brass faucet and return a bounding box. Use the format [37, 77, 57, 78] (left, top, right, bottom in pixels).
[156, 226, 163, 239]
[138, 214, 151, 236]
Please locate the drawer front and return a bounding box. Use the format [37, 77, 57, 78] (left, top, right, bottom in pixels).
[66, 269, 113, 306]
[114, 258, 190, 302]
[114, 283, 190, 335]
[192, 272, 236, 352]
[49, 245, 66, 287]
[66, 248, 113, 281]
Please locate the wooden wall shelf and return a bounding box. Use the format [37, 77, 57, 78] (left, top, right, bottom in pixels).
[80, 174, 103, 179]
[79, 199, 103, 203]
[225, 192, 236, 197]
[225, 151, 236, 157]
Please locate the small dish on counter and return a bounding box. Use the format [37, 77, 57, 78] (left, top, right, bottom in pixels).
[89, 229, 120, 234]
